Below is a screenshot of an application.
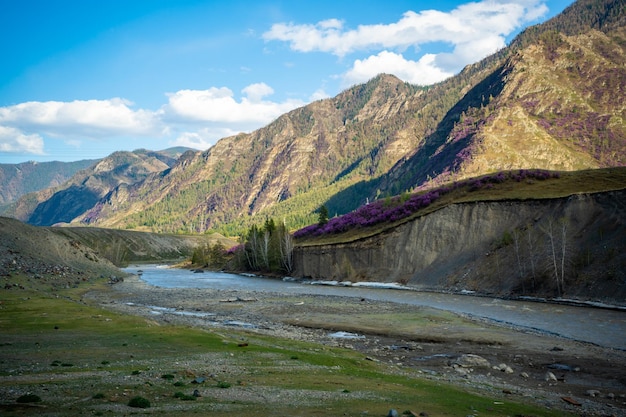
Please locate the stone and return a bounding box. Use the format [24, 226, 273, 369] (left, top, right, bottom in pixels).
[387, 409, 399, 417]
[493, 363, 514, 373]
[453, 354, 490, 368]
[545, 371, 558, 382]
[586, 389, 601, 397]
[520, 372, 529, 378]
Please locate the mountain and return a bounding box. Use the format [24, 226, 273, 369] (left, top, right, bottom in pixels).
[10, 0, 626, 236]
[0, 159, 96, 208]
[2, 149, 182, 226]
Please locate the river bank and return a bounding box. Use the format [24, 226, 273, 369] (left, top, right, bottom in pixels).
[85, 272, 626, 416]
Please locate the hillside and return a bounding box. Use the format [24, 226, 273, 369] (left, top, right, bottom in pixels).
[0, 216, 225, 276]
[0, 216, 122, 286]
[6, 0, 625, 237]
[0, 159, 96, 207]
[2, 149, 180, 226]
[293, 168, 626, 305]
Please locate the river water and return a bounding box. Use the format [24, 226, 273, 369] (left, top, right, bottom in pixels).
[124, 265, 626, 350]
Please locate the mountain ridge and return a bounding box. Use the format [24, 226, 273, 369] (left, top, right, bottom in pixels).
[3, 0, 625, 236]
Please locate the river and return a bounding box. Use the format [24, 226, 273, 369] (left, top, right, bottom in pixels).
[124, 265, 626, 351]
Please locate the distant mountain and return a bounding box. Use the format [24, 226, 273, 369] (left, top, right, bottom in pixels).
[2, 149, 184, 226]
[0, 159, 96, 207]
[8, 0, 625, 236]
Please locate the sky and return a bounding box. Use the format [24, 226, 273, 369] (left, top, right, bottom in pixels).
[0, 0, 574, 164]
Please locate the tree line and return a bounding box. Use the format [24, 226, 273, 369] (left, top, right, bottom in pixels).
[191, 218, 294, 275]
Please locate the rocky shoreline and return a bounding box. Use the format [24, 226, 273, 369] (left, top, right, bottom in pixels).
[86, 274, 626, 416]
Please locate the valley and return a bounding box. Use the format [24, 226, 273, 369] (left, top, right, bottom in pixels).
[1, 0, 625, 415]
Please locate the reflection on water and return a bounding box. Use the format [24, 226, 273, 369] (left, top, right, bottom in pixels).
[123, 265, 626, 350]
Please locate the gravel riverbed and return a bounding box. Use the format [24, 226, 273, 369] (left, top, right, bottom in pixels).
[85, 273, 626, 416]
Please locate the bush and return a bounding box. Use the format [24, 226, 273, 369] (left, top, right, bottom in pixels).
[16, 394, 41, 403]
[127, 396, 150, 408]
[92, 393, 106, 399]
[174, 392, 196, 401]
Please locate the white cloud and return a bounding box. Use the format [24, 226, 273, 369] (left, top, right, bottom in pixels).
[265, 1, 547, 56]
[163, 84, 305, 126]
[343, 51, 453, 87]
[0, 82, 309, 158]
[171, 127, 240, 150]
[310, 88, 330, 101]
[242, 82, 274, 102]
[0, 125, 44, 154]
[264, 0, 548, 85]
[0, 98, 163, 139]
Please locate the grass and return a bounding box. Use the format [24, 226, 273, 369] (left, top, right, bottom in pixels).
[298, 167, 626, 246]
[0, 275, 575, 416]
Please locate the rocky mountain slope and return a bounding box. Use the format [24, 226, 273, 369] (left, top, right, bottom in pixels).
[6, 0, 625, 237]
[0, 216, 122, 285]
[0, 159, 95, 207]
[0, 215, 226, 278]
[2, 149, 186, 226]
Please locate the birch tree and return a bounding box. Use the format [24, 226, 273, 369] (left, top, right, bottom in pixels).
[541, 216, 569, 297]
[278, 222, 294, 273]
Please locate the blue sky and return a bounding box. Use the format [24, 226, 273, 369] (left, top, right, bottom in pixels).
[0, 0, 573, 164]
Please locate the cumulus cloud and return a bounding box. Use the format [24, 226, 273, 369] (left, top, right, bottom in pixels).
[162, 84, 305, 126]
[0, 126, 44, 154]
[171, 127, 241, 150]
[0, 82, 308, 157]
[264, 0, 548, 85]
[343, 51, 453, 87]
[0, 98, 163, 139]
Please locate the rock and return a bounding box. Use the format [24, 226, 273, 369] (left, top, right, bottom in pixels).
[193, 389, 201, 397]
[453, 365, 470, 376]
[561, 396, 581, 406]
[586, 389, 601, 397]
[545, 371, 558, 382]
[387, 409, 399, 417]
[520, 372, 529, 378]
[453, 354, 490, 368]
[493, 363, 514, 373]
[548, 363, 579, 372]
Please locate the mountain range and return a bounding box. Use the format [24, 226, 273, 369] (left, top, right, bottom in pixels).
[1, 0, 624, 237]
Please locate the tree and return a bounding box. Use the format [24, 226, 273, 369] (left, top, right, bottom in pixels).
[541, 216, 569, 297]
[511, 228, 525, 292]
[318, 205, 329, 226]
[240, 218, 295, 274]
[278, 221, 294, 273]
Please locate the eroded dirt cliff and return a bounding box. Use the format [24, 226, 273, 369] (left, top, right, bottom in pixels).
[293, 190, 626, 303]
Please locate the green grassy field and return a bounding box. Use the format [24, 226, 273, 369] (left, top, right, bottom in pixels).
[0, 276, 573, 416]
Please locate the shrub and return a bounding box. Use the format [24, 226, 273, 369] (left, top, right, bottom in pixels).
[294, 169, 562, 239]
[173, 391, 196, 401]
[92, 393, 106, 399]
[127, 396, 150, 408]
[217, 381, 231, 389]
